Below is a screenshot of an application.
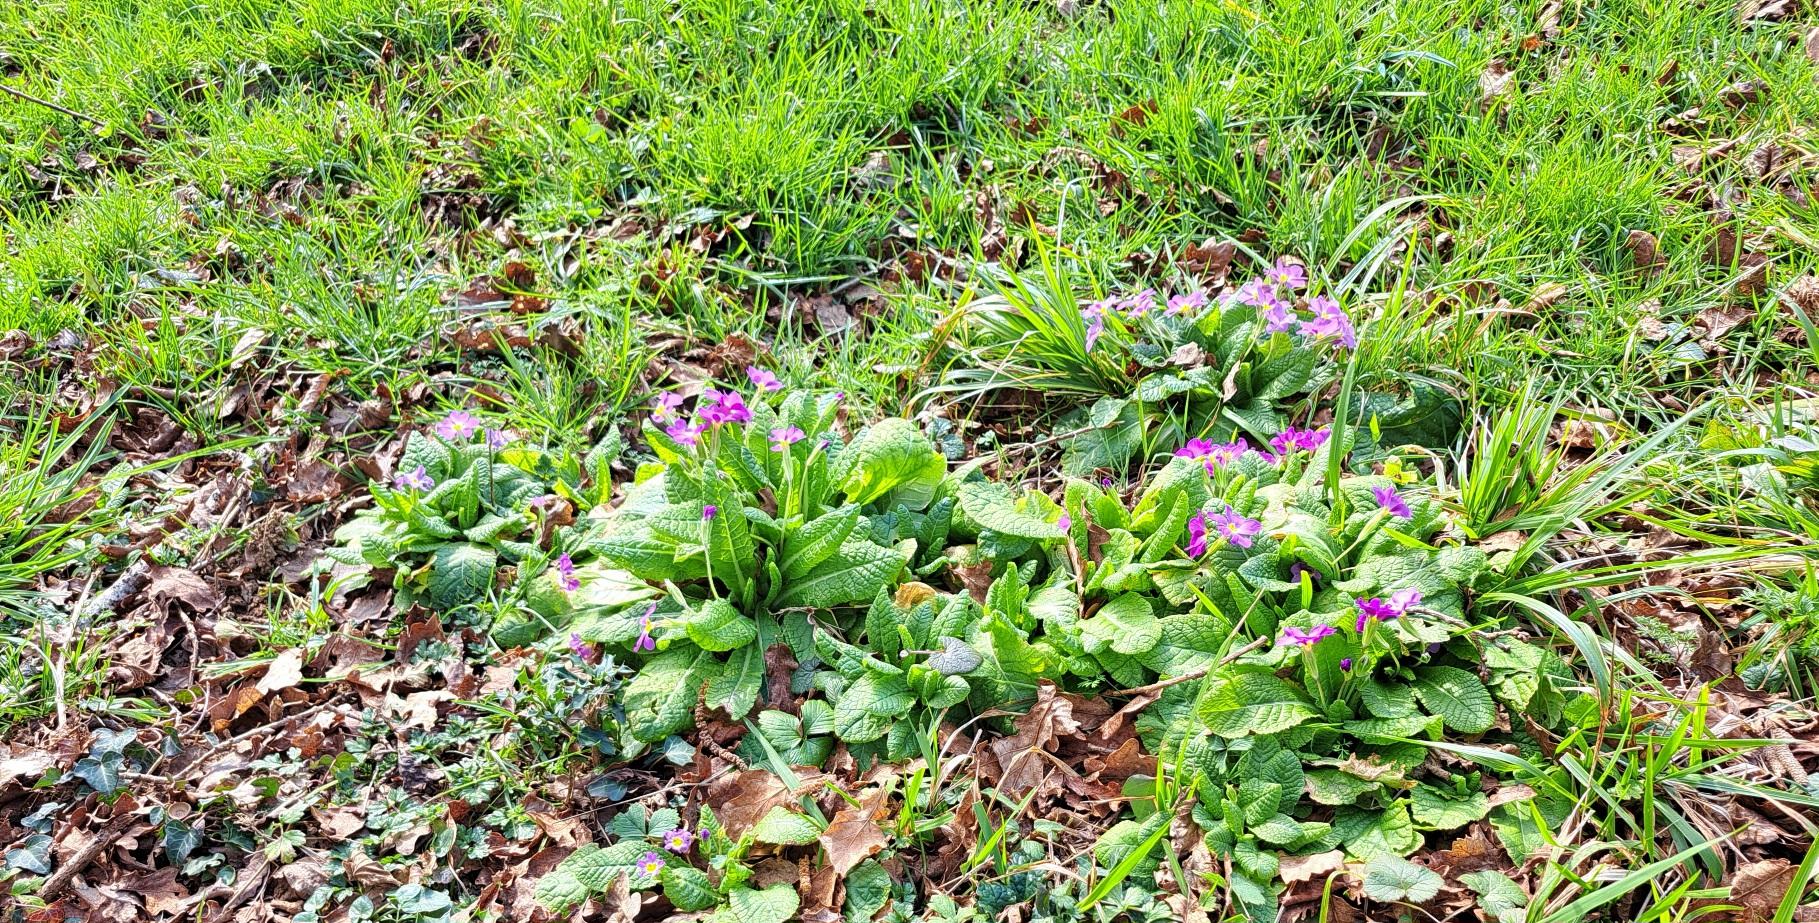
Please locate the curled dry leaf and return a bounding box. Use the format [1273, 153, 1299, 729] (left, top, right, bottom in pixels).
[1624, 229, 1666, 275]
[1280, 849, 1345, 884]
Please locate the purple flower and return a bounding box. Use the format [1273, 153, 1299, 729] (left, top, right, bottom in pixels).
[636, 851, 665, 876]
[1057, 514, 1072, 531]
[1280, 624, 1337, 647]
[1262, 300, 1299, 333]
[702, 504, 718, 521]
[1167, 291, 1206, 316]
[1373, 485, 1411, 519]
[1209, 505, 1263, 548]
[663, 828, 696, 853]
[700, 389, 752, 426]
[651, 391, 685, 423]
[1288, 562, 1321, 585]
[568, 632, 599, 663]
[435, 411, 481, 440]
[634, 604, 658, 652]
[746, 367, 782, 392]
[393, 465, 434, 491]
[1083, 308, 1107, 351]
[1235, 278, 1279, 308]
[769, 426, 806, 452]
[485, 428, 511, 450]
[1269, 427, 1331, 459]
[1100, 477, 1114, 489]
[1355, 596, 1401, 632]
[1206, 439, 1250, 468]
[665, 418, 705, 447]
[1186, 512, 1209, 558]
[1389, 588, 1423, 614]
[1299, 296, 1355, 349]
[1267, 258, 1308, 291]
[1121, 289, 1157, 318]
[553, 553, 580, 593]
[1340, 657, 1354, 671]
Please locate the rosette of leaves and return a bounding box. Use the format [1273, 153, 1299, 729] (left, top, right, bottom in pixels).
[1060, 299, 1319, 475]
[324, 430, 604, 627]
[571, 393, 961, 745]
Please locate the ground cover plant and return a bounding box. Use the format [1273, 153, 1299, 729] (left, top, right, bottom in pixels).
[3, 0, 1819, 920]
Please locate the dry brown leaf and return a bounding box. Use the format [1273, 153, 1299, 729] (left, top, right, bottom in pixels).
[1721, 859, 1795, 923]
[1807, 27, 1819, 64]
[1479, 59, 1515, 106]
[1280, 850, 1345, 884]
[1524, 282, 1568, 313]
[144, 565, 221, 611]
[1624, 229, 1666, 275]
[704, 770, 793, 841]
[255, 648, 306, 696]
[819, 805, 887, 876]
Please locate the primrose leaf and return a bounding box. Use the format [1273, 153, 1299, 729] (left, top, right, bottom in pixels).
[1412, 666, 1496, 734]
[1362, 855, 1444, 903]
[536, 841, 650, 911]
[1411, 783, 1491, 831]
[1061, 397, 1144, 475]
[752, 806, 822, 845]
[781, 505, 861, 580]
[775, 540, 906, 609]
[624, 647, 718, 742]
[1081, 593, 1161, 656]
[1198, 667, 1316, 737]
[686, 598, 758, 652]
[662, 866, 717, 912]
[956, 481, 1064, 540]
[728, 884, 801, 923]
[835, 419, 946, 511]
[428, 543, 496, 609]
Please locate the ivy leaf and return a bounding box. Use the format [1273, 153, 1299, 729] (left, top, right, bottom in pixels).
[727, 884, 801, 923]
[1081, 593, 1161, 656]
[752, 806, 822, 845]
[686, 598, 758, 652]
[775, 540, 906, 609]
[5, 834, 51, 875]
[73, 751, 123, 795]
[1362, 855, 1444, 903]
[1412, 666, 1496, 734]
[1198, 667, 1316, 737]
[428, 543, 496, 609]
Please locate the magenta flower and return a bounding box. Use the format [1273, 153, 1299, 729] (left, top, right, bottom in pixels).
[568, 632, 599, 664]
[702, 504, 717, 520]
[1340, 657, 1354, 671]
[393, 465, 434, 491]
[1209, 505, 1262, 548]
[528, 493, 562, 512]
[1082, 299, 1112, 352]
[1280, 624, 1337, 647]
[662, 828, 696, 854]
[769, 426, 806, 452]
[746, 367, 782, 392]
[1299, 295, 1355, 349]
[651, 391, 685, 423]
[634, 604, 657, 652]
[1206, 439, 1250, 467]
[435, 411, 481, 440]
[1373, 486, 1412, 519]
[1121, 289, 1157, 318]
[1355, 596, 1401, 632]
[700, 389, 752, 425]
[485, 428, 511, 450]
[1186, 512, 1209, 557]
[1176, 438, 1217, 460]
[1057, 513, 1072, 531]
[553, 553, 580, 593]
[1267, 258, 1308, 291]
[1167, 291, 1207, 315]
[1269, 427, 1330, 458]
[665, 418, 704, 447]
[636, 851, 665, 876]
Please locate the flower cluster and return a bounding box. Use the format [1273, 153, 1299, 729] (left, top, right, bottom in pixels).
[432, 410, 511, 448]
[1229, 258, 1354, 349]
[1186, 505, 1263, 556]
[1172, 425, 1330, 473]
[647, 369, 818, 449]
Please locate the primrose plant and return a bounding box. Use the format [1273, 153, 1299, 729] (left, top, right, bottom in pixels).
[324, 411, 612, 638]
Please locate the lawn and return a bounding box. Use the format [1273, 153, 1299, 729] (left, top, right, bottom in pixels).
[2, 0, 1818, 919]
